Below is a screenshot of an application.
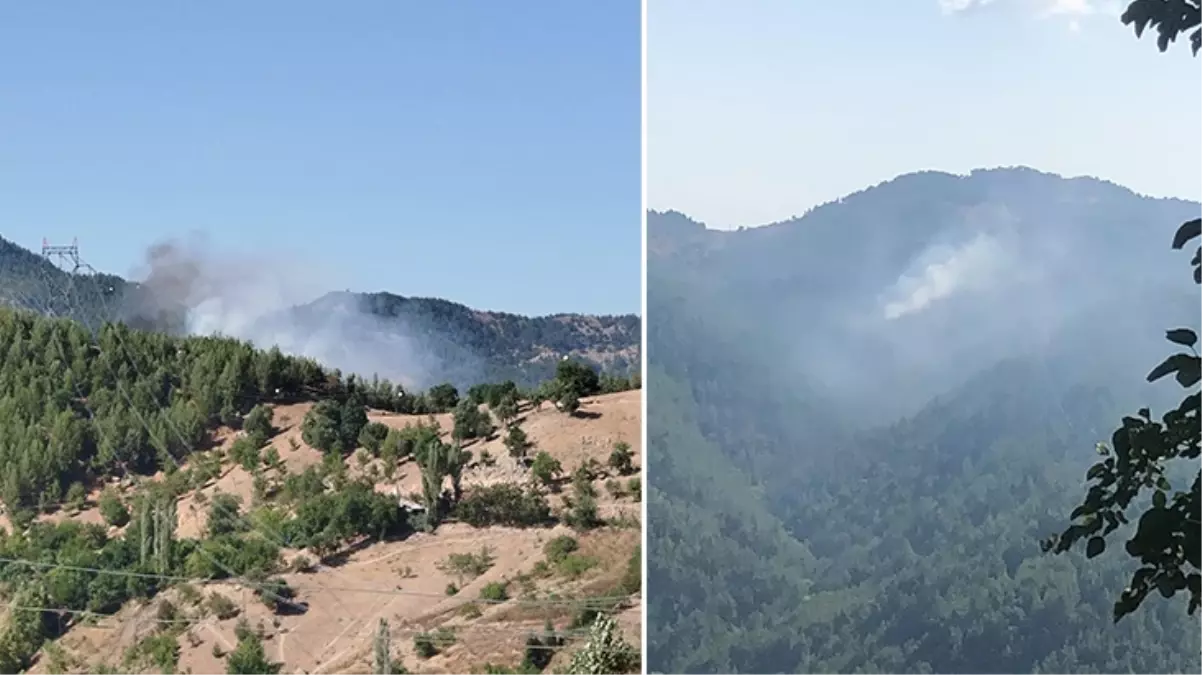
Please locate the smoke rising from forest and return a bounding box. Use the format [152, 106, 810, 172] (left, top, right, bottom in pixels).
[751, 176, 1200, 423]
[120, 236, 448, 390]
[881, 232, 1011, 320]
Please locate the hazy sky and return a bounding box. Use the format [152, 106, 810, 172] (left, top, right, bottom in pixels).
[1, 1, 641, 316]
[648, 0, 1202, 229]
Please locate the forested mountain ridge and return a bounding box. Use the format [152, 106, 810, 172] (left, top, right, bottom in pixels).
[646, 167, 1202, 673]
[0, 234, 640, 389]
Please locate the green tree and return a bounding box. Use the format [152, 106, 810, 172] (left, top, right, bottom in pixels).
[417, 437, 454, 530]
[530, 452, 562, 489]
[301, 399, 342, 453]
[427, 383, 460, 412]
[229, 436, 262, 472]
[1120, 0, 1200, 54]
[494, 393, 519, 428]
[373, 618, 397, 675]
[359, 421, 390, 456]
[555, 359, 601, 399]
[1046, 0, 1201, 621]
[452, 399, 493, 443]
[207, 492, 244, 538]
[98, 488, 130, 527]
[225, 631, 281, 675]
[608, 441, 635, 476]
[565, 614, 637, 675]
[340, 393, 369, 451]
[65, 481, 87, 512]
[504, 424, 532, 459]
[557, 390, 581, 416]
[243, 403, 274, 444]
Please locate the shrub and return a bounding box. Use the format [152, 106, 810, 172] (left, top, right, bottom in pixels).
[208, 593, 240, 620]
[414, 633, 437, 659]
[557, 555, 599, 579]
[530, 452, 562, 488]
[454, 484, 552, 528]
[439, 547, 495, 580]
[605, 479, 625, 499]
[243, 404, 274, 442]
[98, 488, 129, 527]
[504, 425, 532, 459]
[479, 581, 509, 603]
[229, 436, 262, 472]
[564, 474, 602, 531]
[358, 421, 390, 455]
[65, 481, 87, 511]
[255, 577, 295, 613]
[543, 536, 579, 564]
[607, 442, 635, 476]
[621, 545, 641, 595]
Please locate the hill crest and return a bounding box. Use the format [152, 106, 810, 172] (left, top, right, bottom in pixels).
[0, 235, 640, 390]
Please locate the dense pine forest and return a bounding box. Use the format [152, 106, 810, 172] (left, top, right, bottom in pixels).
[0, 280, 639, 672]
[646, 160, 1201, 672]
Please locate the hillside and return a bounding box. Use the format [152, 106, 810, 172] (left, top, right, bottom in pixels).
[0, 305, 641, 674]
[0, 235, 640, 391]
[646, 168, 1202, 673]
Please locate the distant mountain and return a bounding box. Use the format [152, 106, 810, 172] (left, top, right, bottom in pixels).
[0, 235, 639, 390]
[651, 166, 1198, 422]
[647, 167, 1202, 673]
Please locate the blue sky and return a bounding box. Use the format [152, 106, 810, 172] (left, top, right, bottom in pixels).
[648, 0, 1202, 228]
[1, 1, 641, 316]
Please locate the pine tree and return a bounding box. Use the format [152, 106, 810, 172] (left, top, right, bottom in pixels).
[373, 618, 392, 675]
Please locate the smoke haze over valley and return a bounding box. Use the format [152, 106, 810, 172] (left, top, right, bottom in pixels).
[646, 166, 1202, 673]
[0, 234, 640, 391]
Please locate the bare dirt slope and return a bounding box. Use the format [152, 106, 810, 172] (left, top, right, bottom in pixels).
[26, 390, 642, 675]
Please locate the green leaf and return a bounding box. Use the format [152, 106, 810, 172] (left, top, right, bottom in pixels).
[1172, 218, 1201, 250]
[1177, 220, 1202, 249]
[1175, 355, 1201, 388]
[1166, 328, 1199, 347]
[1147, 353, 1192, 383]
[1153, 490, 1166, 509]
[1086, 536, 1105, 559]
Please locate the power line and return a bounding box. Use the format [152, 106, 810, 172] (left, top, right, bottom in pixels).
[3, 250, 641, 670]
[2, 601, 605, 644]
[0, 554, 632, 609]
[23, 258, 330, 664]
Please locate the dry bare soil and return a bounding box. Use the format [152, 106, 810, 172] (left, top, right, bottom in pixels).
[25, 390, 642, 675]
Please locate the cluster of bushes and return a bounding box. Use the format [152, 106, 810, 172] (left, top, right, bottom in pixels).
[454, 483, 553, 528]
[0, 301, 639, 668]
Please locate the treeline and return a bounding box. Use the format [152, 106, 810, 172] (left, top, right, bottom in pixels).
[0, 306, 638, 526]
[0, 359, 639, 673]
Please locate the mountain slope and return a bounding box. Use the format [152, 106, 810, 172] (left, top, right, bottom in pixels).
[0, 304, 642, 674]
[646, 167, 1202, 673]
[0, 235, 640, 390]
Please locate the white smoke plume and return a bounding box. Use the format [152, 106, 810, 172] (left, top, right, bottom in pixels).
[123, 236, 450, 389]
[882, 232, 1010, 320]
